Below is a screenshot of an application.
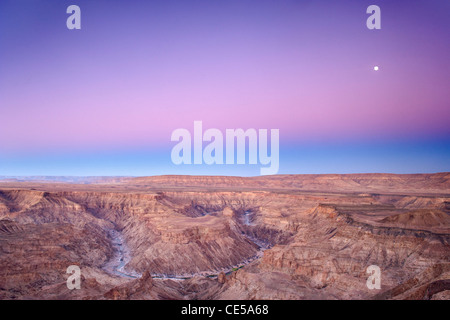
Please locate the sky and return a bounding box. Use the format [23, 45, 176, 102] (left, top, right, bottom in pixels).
[0, 0, 449, 176]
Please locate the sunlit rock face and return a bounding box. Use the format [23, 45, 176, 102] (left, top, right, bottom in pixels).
[0, 173, 449, 300]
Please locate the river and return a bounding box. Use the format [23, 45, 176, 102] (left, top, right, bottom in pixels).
[104, 213, 269, 281]
[103, 229, 141, 279]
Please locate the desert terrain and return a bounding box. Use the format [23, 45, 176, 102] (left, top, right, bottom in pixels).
[0, 173, 449, 300]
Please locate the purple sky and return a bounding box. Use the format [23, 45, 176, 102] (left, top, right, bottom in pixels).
[0, 0, 449, 176]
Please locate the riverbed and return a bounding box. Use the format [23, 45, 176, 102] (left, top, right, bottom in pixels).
[103, 229, 141, 279]
[103, 221, 270, 281]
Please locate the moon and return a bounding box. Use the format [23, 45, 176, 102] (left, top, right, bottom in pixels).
[373, 66, 379, 71]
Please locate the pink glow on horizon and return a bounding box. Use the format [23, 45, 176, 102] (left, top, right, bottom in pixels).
[1, 1, 449, 153]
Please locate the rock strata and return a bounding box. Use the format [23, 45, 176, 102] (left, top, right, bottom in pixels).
[0, 173, 448, 299]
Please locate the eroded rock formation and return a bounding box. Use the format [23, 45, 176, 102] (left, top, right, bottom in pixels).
[0, 173, 448, 299]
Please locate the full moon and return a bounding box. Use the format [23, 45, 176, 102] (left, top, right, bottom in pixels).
[373, 66, 379, 71]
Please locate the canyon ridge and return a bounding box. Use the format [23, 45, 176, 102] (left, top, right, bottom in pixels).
[0, 173, 449, 300]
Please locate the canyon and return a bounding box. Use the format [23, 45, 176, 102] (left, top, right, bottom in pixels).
[0, 173, 449, 300]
